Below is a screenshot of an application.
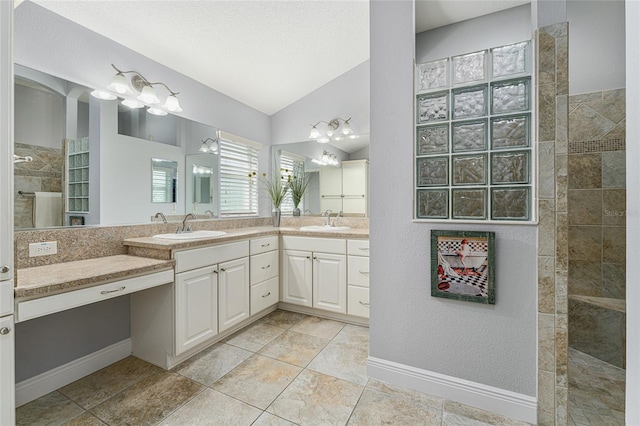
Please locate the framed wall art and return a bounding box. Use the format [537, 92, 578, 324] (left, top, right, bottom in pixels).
[431, 230, 495, 304]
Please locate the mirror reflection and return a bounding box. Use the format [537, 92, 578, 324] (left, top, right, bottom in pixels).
[13, 65, 221, 230]
[151, 158, 178, 203]
[272, 135, 369, 217]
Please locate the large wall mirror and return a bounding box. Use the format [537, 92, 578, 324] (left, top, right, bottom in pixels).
[272, 135, 369, 217]
[13, 65, 221, 230]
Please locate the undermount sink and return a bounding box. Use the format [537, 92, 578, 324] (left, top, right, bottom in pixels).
[152, 230, 227, 240]
[299, 225, 351, 232]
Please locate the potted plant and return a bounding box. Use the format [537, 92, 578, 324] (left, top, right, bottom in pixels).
[256, 171, 288, 227]
[287, 163, 310, 216]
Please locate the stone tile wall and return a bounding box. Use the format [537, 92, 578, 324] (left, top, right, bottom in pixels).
[536, 22, 569, 426]
[14, 143, 64, 229]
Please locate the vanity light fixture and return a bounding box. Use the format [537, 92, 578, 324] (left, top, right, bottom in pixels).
[321, 151, 339, 166]
[92, 64, 183, 114]
[198, 136, 219, 154]
[308, 117, 354, 143]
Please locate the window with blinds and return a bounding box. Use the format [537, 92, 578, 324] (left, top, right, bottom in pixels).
[279, 152, 304, 214]
[219, 138, 260, 216]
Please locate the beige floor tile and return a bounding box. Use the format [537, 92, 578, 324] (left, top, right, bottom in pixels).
[251, 412, 298, 426]
[366, 378, 444, 410]
[58, 356, 162, 409]
[158, 388, 261, 425]
[62, 412, 107, 425]
[332, 324, 369, 346]
[258, 330, 330, 367]
[90, 371, 204, 426]
[267, 369, 364, 425]
[259, 309, 307, 329]
[212, 354, 302, 409]
[223, 321, 286, 352]
[443, 401, 531, 425]
[174, 342, 252, 385]
[348, 388, 442, 425]
[290, 316, 346, 339]
[16, 392, 84, 426]
[307, 333, 369, 385]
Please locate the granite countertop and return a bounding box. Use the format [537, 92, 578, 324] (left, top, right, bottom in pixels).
[123, 226, 369, 251]
[15, 255, 175, 299]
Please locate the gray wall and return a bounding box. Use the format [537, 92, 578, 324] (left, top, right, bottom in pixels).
[370, 3, 537, 396]
[270, 60, 370, 145]
[567, 0, 625, 95]
[14, 84, 64, 149]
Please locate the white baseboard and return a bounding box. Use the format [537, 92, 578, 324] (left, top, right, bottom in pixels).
[16, 339, 131, 407]
[367, 356, 537, 424]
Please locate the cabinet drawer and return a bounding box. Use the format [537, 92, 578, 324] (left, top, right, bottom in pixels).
[16, 270, 174, 322]
[174, 241, 249, 273]
[348, 285, 370, 318]
[250, 250, 279, 285]
[251, 276, 279, 315]
[347, 239, 369, 257]
[250, 236, 278, 255]
[282, 236, 345, 254]
[0, 280, 13, 317]
[348, 256, 370, 287]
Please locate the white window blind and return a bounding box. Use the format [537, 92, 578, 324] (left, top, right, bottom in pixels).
[152, 166, 176, 203]
[219, 138, 260, 216]
[279, 152, 304, 214]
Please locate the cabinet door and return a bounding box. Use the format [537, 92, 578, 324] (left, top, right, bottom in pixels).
[175, 266, 218, 355]
[319, 166, 342, 196]
[313, 253, 347, 314]
[281, 250, 313, 307]
[341, 162, 367, 197]
[0, 315, 14, 426]
[218, 257, 250, 333]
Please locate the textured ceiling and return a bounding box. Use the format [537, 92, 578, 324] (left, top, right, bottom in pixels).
[28, 0, 529, 116]
[415, 0, 530, 33]
[31, 0, 370, 116]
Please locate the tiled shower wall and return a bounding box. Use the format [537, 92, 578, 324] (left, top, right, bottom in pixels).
[567, 89, 626, 369]
[536, 22, 569, 426]
[13, 142, 64, 229]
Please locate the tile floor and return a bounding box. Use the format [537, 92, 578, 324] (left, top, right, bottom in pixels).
[568, 348, 626, 426]
[17, 310, 531, 425]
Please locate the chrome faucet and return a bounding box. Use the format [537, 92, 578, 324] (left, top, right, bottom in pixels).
[204, 210, 215, 218]
[154, 212, 167, 223]
[177, 213, 197, 233]
[330, 210, 343, 227]
[322, 209, 332, 226]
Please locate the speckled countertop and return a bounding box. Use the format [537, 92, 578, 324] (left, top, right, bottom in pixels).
[122, 226, 369, 251]
[15, 255, 175, 299]
[16, 226, 369, 300]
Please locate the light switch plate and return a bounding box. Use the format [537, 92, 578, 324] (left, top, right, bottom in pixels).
[29, 241, 58, 257]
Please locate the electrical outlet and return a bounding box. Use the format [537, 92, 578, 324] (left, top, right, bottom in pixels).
[29, 241, 58, 257]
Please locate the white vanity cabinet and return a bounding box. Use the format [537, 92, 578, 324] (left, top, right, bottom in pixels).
[347, 239, 370, 318]
[281, 236, 347, 314]
[173, 241, 249, 355]
[250, 236, 279, 315]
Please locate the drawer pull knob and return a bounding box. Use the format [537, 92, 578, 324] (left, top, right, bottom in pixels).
[306, 256, 311, 260]
[0, 265, 9, 273]
[359, 270, 370, 276]
[213, 270, 218, 274]
[262, 292, 271, 298]
[220, 268, 226, 272]
[0, 327, 11, 335]
[101, 286, 125, 295]
[261, 243, 270, 247]
[359, 301, 370, 307]
[261, 264, 271, 269]
[313, 256, 318, 260]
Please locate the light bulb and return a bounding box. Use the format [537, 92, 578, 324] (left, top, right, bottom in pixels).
[121, 99, 145, 108]
[147, 107, 168, 116]
[138, 85, 160, 104]
[199, 142, 209, 153]
[163, 94, 183, 112]
[107, 73, 131, 94]
[209, 140, 219, 154]
[318, 136, 330, 143]
[309, 126, 320, 139]
[90, 90, 116, 100]
[326, 129, 334, 138]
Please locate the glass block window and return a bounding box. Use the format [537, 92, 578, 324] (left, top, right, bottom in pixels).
[66, 137, 89, 213]
[415, 40, 532, 222]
